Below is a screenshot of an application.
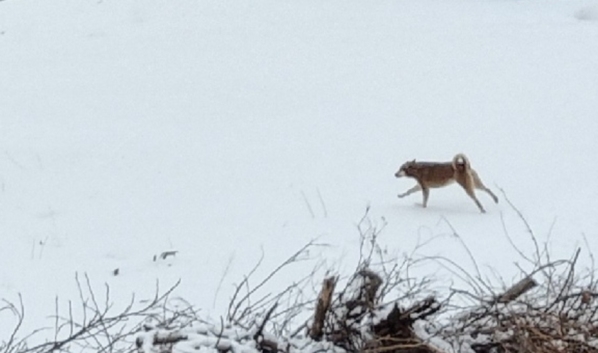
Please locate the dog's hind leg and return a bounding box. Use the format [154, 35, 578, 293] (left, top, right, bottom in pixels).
[471, 170, 499, 203]
[466, 189, 486, 213]
[456, 177, 486, 213]
[398, 184, 421, 198]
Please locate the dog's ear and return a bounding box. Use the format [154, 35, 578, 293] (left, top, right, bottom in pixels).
[411, 159, 416, 163]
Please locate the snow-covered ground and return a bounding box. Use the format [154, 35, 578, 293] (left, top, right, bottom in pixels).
[1, 0, 597, 343]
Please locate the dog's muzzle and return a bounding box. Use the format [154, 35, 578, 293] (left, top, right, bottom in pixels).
[395, 170, 406, 177]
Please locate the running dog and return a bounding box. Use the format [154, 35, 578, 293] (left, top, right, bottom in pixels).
[395, 154, 498, 213]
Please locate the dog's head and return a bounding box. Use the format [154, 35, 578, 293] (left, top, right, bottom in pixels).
[395, 159, 417, 178]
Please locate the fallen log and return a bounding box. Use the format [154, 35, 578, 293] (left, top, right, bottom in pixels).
[309, 276, 337, 341]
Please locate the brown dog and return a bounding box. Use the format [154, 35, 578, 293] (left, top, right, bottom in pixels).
[395, 153, 498, 213]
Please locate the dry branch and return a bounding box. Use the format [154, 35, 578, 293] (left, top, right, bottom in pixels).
[1, 275, 181, 353]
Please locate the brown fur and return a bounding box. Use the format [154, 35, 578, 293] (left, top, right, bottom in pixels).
[395, 153, 498, 213]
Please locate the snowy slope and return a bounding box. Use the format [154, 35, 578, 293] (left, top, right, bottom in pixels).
[1, 0, 598, 342]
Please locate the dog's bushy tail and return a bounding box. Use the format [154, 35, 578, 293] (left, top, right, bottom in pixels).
[452, 153, 470, 170]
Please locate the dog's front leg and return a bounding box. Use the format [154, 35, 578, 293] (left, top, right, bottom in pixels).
[422, 187, 430, 208]
[398, 184, 421, 198]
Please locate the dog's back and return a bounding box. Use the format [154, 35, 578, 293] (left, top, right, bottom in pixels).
[398, 161, 455, 187]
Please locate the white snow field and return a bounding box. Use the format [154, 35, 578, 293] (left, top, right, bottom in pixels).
[1, 0, 598, 346]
